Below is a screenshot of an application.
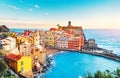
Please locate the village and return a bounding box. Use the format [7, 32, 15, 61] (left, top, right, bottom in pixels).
[0, 21, 87, 78]
[2, 21, 120, 78]
[0, 21, 120, 78]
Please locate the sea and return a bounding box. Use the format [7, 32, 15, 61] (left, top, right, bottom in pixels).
[10, 28, 120, 78]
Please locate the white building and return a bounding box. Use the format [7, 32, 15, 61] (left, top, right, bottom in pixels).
[34, 30, 40, 46]
[0, 37, 16, 51]
[19, 41, 32, 55]
[56, 37, 68, 49]
[36, 45, 43, 52]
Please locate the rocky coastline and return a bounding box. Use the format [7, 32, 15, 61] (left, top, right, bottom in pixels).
[80, 49, 120, 62]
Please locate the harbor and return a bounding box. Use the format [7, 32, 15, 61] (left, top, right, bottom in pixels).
[0, 23, 120, 78]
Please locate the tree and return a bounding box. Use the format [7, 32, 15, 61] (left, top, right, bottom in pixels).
[8, 75, 19, 78]
[86, 72, 93, 78]
[85, 69, 116, 78]
[0, 49, 8, 57]
[0, 60, 8, 77]
[94, 70, 104, 78]
[114, 68, 120, 78]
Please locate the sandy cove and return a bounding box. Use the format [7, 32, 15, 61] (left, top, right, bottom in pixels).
[45, 48, 61, 55]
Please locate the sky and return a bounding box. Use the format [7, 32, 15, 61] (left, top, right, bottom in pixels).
[0, 0, 120, 29]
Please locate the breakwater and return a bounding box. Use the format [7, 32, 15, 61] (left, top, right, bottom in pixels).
[46, 48, 120, 62]
[81, 49, 120, 62]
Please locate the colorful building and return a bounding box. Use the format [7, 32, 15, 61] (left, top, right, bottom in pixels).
[30, 46, 46, 70]
[23, 30, 33, 37]
[0, 25, 9, 32]
[5, 54, 32, 72]
[33, 30, 40, 46]
[19, 41, 32, 56]
[68, 36, 84, 50]
[44, 32, 54, 47]
[56, 37, 69, 49]
[57, 21, 86, 39]
[56, 21, 85, 50]
[16, 36, 27, 44]
[50, 28, 56, 32]
[0, 37, 16, 50]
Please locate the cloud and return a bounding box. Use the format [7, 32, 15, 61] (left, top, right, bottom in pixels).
[28, 8, 32, 11]
[0, 18, 54, 28]
[9, 5, 20, 9]
[35, 5, 39, 8]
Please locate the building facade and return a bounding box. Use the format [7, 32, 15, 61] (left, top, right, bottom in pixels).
[68, 36, 84, 50]
[56, 37, 68, 49]
[5, 54, 32, 72]
[44, 32, 54, 47]
[0, 37, 16, 50]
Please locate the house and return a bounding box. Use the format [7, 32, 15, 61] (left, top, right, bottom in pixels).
[0, 25, 9, 32]
[44, 32, 54, 47]
[50, 28, 56, 32]
[57, 21, 86, 39]
[5, 54, 32, 73]
[19, 41, 32, 56]
[33, 30, 40, 46]
[56, 21, 85, 50]
[23, 30, 33, 37]
[0, 37, 16, 51]
[88, 39, 98, 49]
[56, 37, 69, 49]
[30, 45, 46, 70]
[68, 36, 84, 50]
[16, 36, 27, 44]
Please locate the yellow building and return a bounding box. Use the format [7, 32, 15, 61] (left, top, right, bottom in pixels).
[33, 30, 40, 46]
[44, 32, 54, 47]
[5, 54, 32, 72]
[17, 36, 27, 44]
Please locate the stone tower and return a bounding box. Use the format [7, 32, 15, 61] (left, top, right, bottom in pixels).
[68, 21, 71, 27]
[33, 29, 40, 46]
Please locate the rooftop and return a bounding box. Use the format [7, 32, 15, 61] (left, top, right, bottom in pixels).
[6, 54, 21, 61]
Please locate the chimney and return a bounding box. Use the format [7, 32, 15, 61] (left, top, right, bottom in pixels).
[68, 21, 71, 26]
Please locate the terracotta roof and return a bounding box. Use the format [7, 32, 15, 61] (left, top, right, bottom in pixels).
[2, 43, 9, 45]
[50, 28, 56, 31]
[6, 54, 21, 61]
[0, 25, 9, 29]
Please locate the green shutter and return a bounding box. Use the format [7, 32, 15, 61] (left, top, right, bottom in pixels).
[21, 61, 24, 65]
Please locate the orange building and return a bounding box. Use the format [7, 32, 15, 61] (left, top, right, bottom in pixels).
[68, 36, 84, 50]
[57, 21, 85, 50]
[57, 21, 86, 40]
[30, 46, 46, 71]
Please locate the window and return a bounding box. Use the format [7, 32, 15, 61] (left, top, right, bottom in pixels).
[21, 67, 24, 71]
[24, 46, 26, 48]
[36, 49, 38, 51]
[21, 61, 24, 65]
[35, 56, 38, 60]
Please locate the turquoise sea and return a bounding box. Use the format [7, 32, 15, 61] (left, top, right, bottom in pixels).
[10, 29, 120, 78]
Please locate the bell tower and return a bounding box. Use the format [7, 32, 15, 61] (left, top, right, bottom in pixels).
[68, 21, 71, 26]
[33, 29, 40, 46]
